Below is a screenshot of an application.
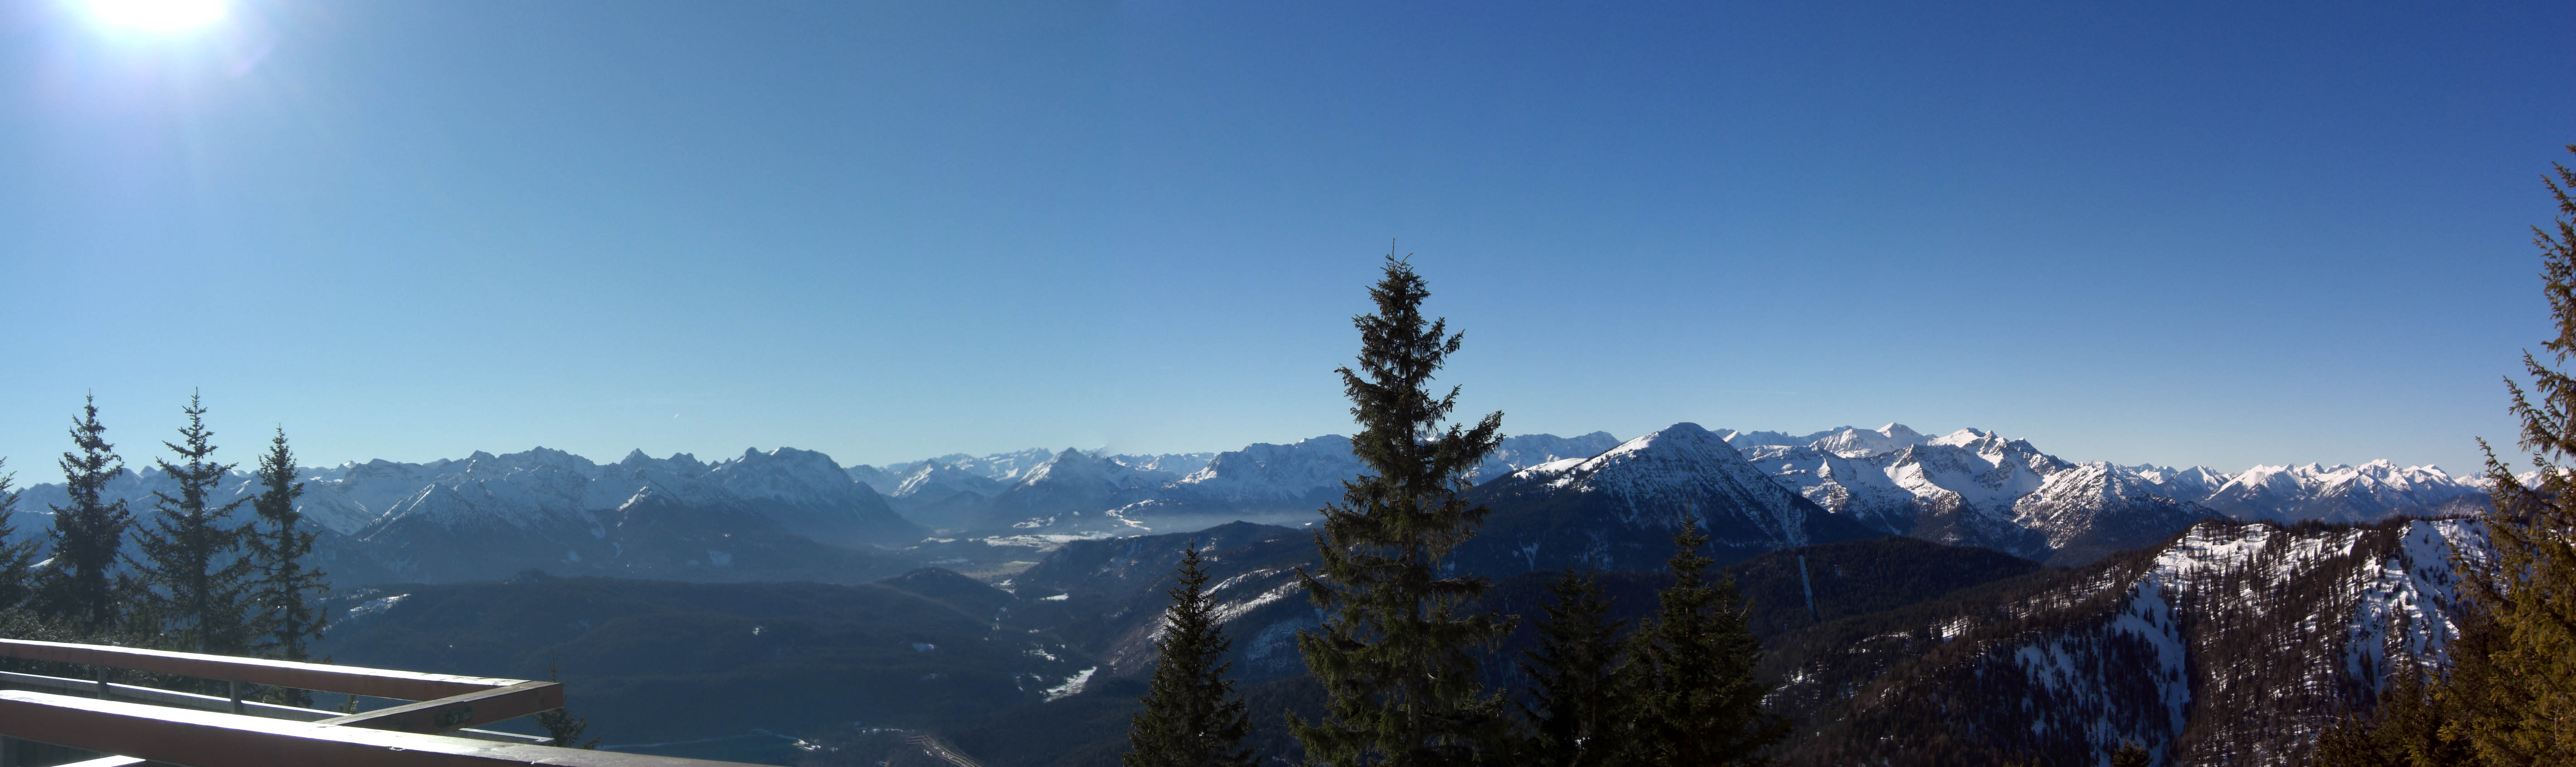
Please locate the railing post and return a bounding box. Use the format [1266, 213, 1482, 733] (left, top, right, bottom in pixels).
[228, 679, 243, 715]
[92, 666, 106, 700]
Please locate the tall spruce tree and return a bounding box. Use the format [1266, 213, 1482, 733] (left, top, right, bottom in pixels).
[1514, 569, 1625, 767]
[1290, 254, 1510, 767]
[44, 394, 134, 631]
[134, 392, 257, 654]
[1612, 517, 1787, 767]
[1125, 540, 1256, 767]
[246, 426, 328, 671]
[2456, 144, 2576, 765]
[0, 460, 39, 612]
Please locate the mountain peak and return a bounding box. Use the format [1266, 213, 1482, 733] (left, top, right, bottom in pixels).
[1813, 423, 1932, 457]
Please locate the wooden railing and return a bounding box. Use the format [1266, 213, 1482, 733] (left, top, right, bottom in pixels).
[0, 638, 759, 767]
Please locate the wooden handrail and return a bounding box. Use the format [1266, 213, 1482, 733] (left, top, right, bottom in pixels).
[0, 638, 521, 701]
[0, 690, 765, 767]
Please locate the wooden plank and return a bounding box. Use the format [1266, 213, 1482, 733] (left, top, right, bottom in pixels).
[317, 680, 564, 734]
[0, 690, 754, 767]
[0, 639, 523, 701]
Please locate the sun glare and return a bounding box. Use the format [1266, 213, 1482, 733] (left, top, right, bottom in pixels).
[84, 0, 226, 33]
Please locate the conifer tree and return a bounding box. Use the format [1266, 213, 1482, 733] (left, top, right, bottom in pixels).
[0, 460, 39, 612]
[1290, 254, 1510, 767]
[246, 427, 328, 672]
[1125, 540, 1256, 767]
[1612, 517, 1786, 767]
[536, 660, 602, 748]
[2109, 743, 2152, 767]
[1514, 569, 1625, 767]
[134, 392, 257, 654]
[43, 395, 134, 631]
[2456, 144, 2576, 765]
[2311, 666, 2476, 767]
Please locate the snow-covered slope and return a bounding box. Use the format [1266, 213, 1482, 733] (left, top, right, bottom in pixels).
[1790, 517, 2481, 767]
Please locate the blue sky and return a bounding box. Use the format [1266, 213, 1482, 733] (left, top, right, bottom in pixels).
[1, 0, 2569, 476]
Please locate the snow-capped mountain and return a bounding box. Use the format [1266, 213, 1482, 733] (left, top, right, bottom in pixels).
[4, 422, 2494, 587]
[7, 446, 922, 586]
[851, 448, 1232, 532]
[1164, 436, 1365, 506]
[2122, 463, 2235, 500]
[1468, 431, 1625, 483]
[2010, 462, 2220, 565]
[343, 446, 922, 583]
[1724, 423, 2487, 563]
[1738, 427, 2080, 559]
[980, 448, 1183, 529]
[891, 462, 1009, 505]
[2201, 460, 2487, 523]
[338, 447, 914, 546]
[1102, 451, 1219, 476]
[7, 463, 384, 541]
[857, 433, 1631, 536]
[1457, 423, 1882, 573]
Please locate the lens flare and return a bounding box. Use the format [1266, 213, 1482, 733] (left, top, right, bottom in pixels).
[84, 0, 227, 33]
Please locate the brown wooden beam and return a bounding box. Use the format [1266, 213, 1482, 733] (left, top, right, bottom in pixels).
[0, 690, 755, 767]
[0, 639, 523, 701]
[0, 669, 554, 745]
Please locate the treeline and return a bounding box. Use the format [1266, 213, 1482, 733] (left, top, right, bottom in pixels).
[1117, 257, 1788, 767]
[0, 391, 329, 703]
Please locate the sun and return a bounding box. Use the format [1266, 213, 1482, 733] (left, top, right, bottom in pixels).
[83, 0, 226, 33]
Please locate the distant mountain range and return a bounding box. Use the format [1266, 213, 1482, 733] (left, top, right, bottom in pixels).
[44, 422, 2469, 765]
[0, 422, 2489, 585]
